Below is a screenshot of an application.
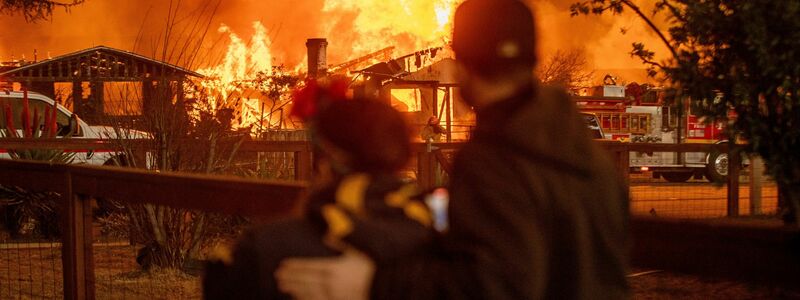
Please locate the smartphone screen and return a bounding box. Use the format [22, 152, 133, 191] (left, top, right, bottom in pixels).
[425, 188, 449, 232]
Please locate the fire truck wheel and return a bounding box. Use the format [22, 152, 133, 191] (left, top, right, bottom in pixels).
[662, 171, 694, 183]
[705, 151, 729, 183]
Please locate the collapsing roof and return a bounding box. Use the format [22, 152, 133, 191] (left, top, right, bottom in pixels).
[0, 46, 203, 82]
[356, 46, 446, 82]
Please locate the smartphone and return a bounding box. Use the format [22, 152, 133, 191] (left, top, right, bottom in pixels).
[425, 188, 449, 232]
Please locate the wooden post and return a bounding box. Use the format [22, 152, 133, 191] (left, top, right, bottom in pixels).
[618, 146, 630, 185]
[431, 84, 438, 119]
[433, 149, 452, 175]
[727, 147, 741, 217]
[777, 183, 786, 215]
[72, 82, 84, 116]
[676, 97, 686, 165]
[61, 172, 96, 300]
[294, 149, 312, 182]
[417, 151, 435, 190]
[91, 81, 104, 119]
[132, 145, 148, 170]
[602, 142, 630, 183]
[142, 81, 154, 114]
[30, 81, 56, 99]
[749, 155, 764, 215]
[445, 87, 452, 142]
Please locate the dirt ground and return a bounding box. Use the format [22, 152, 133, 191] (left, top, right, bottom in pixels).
[0, 243, 200, 299]
[2, 241, 798, 299]
[629, 269, 800, 299]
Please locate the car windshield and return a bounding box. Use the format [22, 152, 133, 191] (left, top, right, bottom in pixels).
[581, 113, 604, 139]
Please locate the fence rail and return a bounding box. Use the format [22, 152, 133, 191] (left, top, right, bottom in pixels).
[0, 138, 314, 182]
[1, 139, 799, 298]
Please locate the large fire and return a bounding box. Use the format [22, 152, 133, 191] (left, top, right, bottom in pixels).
[195, 22, 276, 131]
[1, 0, 669, 85]
[322, 0, 460, 56]
[195, 0, 464, 133]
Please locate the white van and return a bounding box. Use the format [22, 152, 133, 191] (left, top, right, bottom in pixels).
[0, 90, 144, 165]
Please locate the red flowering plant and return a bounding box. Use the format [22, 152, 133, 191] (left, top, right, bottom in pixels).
[290, 78, 350, 123]
[1, 90, 74, 238]
[0, 89, 74, 161]
[288, 77, 351, 176]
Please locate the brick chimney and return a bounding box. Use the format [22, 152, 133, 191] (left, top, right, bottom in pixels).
[306, 38, 328, 78]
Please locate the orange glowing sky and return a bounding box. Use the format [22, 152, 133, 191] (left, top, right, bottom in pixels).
[0, 0, 669, 83]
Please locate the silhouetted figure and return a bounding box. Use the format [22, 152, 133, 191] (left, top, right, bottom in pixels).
[275, 1, 630, 299]
[420, 116, 447, 142]
[203, 86, 433, 299]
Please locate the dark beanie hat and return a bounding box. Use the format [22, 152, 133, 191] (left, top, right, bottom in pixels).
[453, 0, 537, 76]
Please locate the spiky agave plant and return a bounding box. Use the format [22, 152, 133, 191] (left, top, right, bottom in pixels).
[0, 90, 76, 161]
[0, 90, 74, 238]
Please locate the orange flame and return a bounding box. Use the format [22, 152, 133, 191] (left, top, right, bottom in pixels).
[195, 22, 276, 131]
[194, 0, 464, 132]
[323, 0, 461, 59]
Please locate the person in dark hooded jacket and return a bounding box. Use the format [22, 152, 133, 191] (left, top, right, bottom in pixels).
[275, 0, 630, 299]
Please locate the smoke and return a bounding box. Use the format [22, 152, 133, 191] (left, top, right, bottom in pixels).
[0, 0, 325, 68]
[529, 0, 671, 83]
[0, 0, 671, 82]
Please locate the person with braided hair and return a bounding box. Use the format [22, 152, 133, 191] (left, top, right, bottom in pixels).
[203, 80, 435, 299]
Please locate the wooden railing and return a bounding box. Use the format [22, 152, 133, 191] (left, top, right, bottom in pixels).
[0, 139, 310, 299]
[0, 138, 314, 181]
[414, 142, 464, 189]
[1, 139, 798, 298]
[597, 140, 748, 216]
[414, 140, 799, 285]
[415, 141, 745, 216]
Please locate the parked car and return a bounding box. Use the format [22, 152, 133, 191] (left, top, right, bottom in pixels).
[0, 90, 145, 165]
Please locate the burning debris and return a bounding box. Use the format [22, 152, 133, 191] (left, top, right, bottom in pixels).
[185, 0, 464, 135]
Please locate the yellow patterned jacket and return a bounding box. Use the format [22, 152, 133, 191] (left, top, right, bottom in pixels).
[305, 173, 434, 262]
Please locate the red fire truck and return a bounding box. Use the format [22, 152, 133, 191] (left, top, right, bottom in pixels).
[575, 83, 732, 182]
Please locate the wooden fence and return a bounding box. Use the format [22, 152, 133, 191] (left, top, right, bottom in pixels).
[1, 139, 798, 298]
[0, 139, 310, 299]
[415, 140, 799, 286]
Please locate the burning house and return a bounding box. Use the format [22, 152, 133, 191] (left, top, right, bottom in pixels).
[295, 35, 476, 142]
[352, 47, 474, 142]
[0, 46, 203, 125]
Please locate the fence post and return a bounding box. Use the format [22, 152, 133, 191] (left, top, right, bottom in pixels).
[433, 149, 452, 175]
[618, 146, 630, 187]
[61, 171, 96, 300]
[749, 155, 764, 215]
[417, 151, 435, 191]
[133, 144, 148, 170]
[294, 149, 313, 182]
[727, 146, 741, 217]
[603, 142, 629, 193]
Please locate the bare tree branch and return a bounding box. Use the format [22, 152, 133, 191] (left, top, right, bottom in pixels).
[571, 0, 679, 59]
[0, 0, 85, 22]
[536, 49, 595, 91]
